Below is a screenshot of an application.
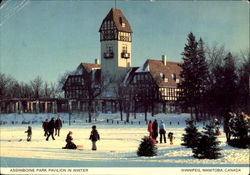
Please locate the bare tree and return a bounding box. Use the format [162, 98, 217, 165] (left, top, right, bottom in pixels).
[30, 76, 43, 98]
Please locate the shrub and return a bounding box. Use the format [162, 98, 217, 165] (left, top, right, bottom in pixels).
[137, 136, 157, 157]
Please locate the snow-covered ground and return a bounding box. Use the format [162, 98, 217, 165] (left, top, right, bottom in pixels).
[0, 113, 249, 172]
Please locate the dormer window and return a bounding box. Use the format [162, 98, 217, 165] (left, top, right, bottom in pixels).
[119, 17, 125, 27]
[171, 73, 176, 80]
[160, 73, 163, 78]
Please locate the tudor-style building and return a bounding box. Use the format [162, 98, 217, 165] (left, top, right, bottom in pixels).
[128, 55, 182, 113]
[99, 8, 132, 80]
[62, 8, 182, 113]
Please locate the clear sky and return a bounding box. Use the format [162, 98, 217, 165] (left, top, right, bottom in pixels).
[0, 0, 249, 83]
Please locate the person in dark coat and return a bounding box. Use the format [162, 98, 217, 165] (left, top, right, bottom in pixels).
[89, 125, 100, 151]
[152, 119, 158, 142]
[42, 119, 49, 137]
[46, 118, 55, 141]
[25, 126, 32, 141]
[223, 111, 233, 142]
[63, 131, 77, 149]
[55, 117, 62, 137]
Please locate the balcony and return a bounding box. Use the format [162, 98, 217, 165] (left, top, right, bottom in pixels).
[104, 52, 114, 59]
[121, 52, 130, 59]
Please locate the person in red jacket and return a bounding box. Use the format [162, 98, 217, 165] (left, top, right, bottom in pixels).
[148, 120, 153, 137]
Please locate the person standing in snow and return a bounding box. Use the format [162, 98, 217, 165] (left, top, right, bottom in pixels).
[25, 126, 32, 141]
[148, 120, 153, 137]
[152, 119, 158, 142]
[159, 120, 166, 143]
[42, 119, 49, 137]
[55, 117, 62, 137]
[46, 118, 55, 141]
[89, 125, 100, 151]
[223, 111, 233, 142]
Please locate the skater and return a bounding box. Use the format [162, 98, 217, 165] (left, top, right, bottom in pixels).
[62, 131, 77, 149]
[89, 125, 100, 151]
[46, 118, 55, 141]
[148, 120, 153, 137]
[159, 120, 166, 143]
[25, 126, 32, 141]
[152, 119, 158, 142]
[168, 132, 174, 145]
[42, 119, 49, 137]
[55, 117, 62, 136]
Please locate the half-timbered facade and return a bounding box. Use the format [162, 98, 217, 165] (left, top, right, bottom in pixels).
[126, 56, 182, 113]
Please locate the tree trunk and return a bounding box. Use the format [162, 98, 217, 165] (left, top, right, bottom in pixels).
[126, 112, 129, 122]
[151, 102, 154, 117]
[88, 100, 92, 123]
[190, 106, 193, 119]
[144, 105, 148, 122]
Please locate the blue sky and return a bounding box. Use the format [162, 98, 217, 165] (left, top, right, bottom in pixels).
[0, 0, 249, 83]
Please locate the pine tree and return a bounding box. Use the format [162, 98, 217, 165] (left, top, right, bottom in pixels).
[178, 33, 209, 118]
[181, 119, 200, 148]
[192, 122, 221, 159]
[137, 136, 157, 157]
[229, 113, 250, 148]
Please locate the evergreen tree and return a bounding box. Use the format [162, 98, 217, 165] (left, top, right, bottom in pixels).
[228, 113, 250, 148]
[237, 51, 250, 113]
[192, 122, 221, 159]
[178, 33, 209, 118]
[137, 136, 157, 157]
[208, 52, 238, 115]
[181, 119, 200, 148]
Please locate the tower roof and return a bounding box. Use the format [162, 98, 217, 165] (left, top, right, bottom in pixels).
[99, 8, 132, 33]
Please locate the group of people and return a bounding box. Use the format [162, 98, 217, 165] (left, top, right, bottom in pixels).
[42, 117, 63, 141]
[224, 111, 250, 142]
[147, 119, 174, 144]
[63, 125, 100, 150]
[24, 117, 62, 142]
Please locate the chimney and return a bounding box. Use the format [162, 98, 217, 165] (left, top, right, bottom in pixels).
[95, 58, 100, 64]
[162, 55, 167, 66]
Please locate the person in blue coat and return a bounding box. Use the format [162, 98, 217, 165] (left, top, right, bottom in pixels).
[159, 120, 166, 143]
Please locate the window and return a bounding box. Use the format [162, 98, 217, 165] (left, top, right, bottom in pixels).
[106, 45, 113, 53]
[122, 45, 127, 53]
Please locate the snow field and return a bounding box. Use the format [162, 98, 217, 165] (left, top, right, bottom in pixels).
[0, 113, 249, 167]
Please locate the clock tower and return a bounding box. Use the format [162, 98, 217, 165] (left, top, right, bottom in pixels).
[99, 8, 132, 80]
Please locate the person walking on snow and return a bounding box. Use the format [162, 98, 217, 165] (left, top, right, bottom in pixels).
[148, 120, 153, 137]
[159, 120, 166, 143]
[46, 118, 55, 141]
[42, 119, 49, 137]
[55, 117, 62, 137]
[152, 119, 158, 142]
[89, 125, 100, 151]
[25, 126, 32, 141]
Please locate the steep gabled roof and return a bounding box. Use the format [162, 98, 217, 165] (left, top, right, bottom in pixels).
[137, 59, 182, 87]
[78, 63, 101, 73]
[99, 8, 132, 33]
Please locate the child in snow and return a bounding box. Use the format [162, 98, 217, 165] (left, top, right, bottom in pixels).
[63, 131, 77, 149]
[168, 132, 174, 145]
[89, 125, 100, 151]
[25, 126, 32, 141]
